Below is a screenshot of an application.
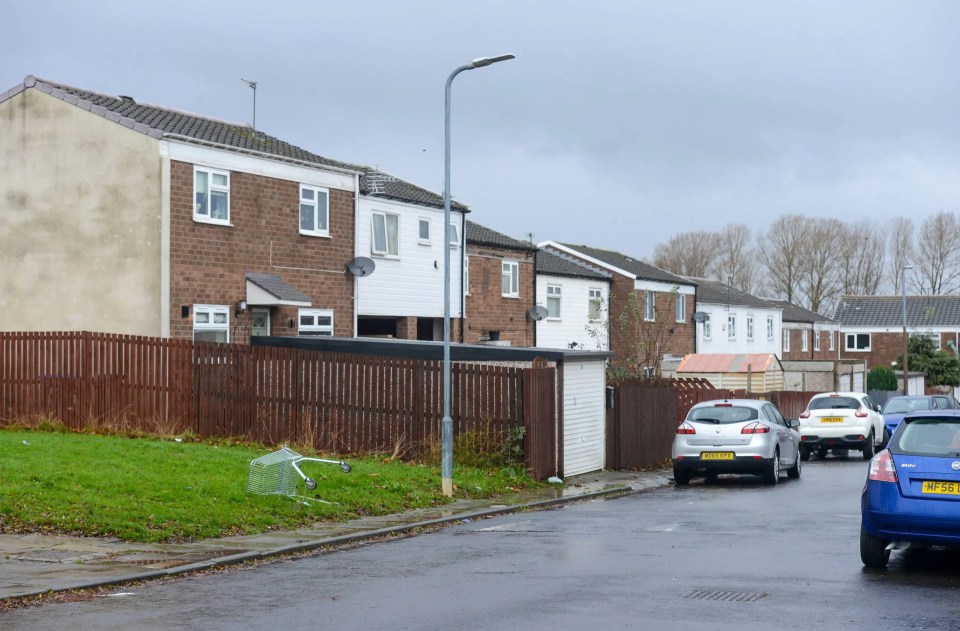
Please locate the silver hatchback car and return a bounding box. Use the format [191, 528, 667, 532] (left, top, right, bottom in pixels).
[672, 399, 802, 486]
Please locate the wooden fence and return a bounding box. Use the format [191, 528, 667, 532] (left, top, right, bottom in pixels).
[0, 332, 559, 478]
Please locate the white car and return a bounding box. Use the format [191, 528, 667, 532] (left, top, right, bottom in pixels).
[798, 392, 886, 461]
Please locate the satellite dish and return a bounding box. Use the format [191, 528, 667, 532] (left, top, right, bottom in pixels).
[693, 311, 710, 324]
[346, 257, 376, 277]
[528, 305, 549, 321]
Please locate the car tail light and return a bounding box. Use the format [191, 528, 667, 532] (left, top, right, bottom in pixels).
[714, 403, 732, 407]
[676, 422, 696, 435]
[741, 422, 770, 434]
[855, 407, 868, 418]
[868, 450, 898, 483]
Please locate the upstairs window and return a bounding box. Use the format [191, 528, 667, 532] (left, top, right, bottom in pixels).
[371, 211, 400, 257]
[802, 330, 809, 352]
[502, 261, 519, 297]
[829, 331, 835, 351]
[299, 309, 334, 336]
[546, 284, 562, 319]
[588, 288, 603, 321]
[299, 185, 329, 237]
[814, 331, 821, 351]
[783, 329, 790, 352]
[644, 292, 656, 321]
[703, 318, 712, 340]
[418, 218, 431, 245]
[727, 314, 736, 340]
[676, 295, 686, 323]
[194, 166, 230, 224]
[746, 316, 754, 340]
[449, 222, 461, 248]
[766, 317, 774, 340]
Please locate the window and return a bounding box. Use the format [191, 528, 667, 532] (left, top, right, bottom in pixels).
[464, 255, 470, 295]
[644, 292, 656, 321]
[546, 284, 562, 318]
[502, 261, 519, 297]
[588, 288, 603, 321]
[449, 222, 461, 248]
[371, 211, 399, 257]
[703, 318, 711, 340]
[298, 309, 334, 336]
[727, 314, 736, 340]
[845, 333, 871, 351]
[924, 332, 942, 351]
[676, 295, 686, 322]
[194, 166, 230, 224]
[418, 218, 431, 244]
[814, 331, 821, 352]
[193, 305, 229, 343]
[783, 329, 790, 352]
[829, 331, 835, 351]
[746, 316, 754, 340]
[766, 317, 774, 340]
[802, 330, 809, 352]
[299, 185, 329, 236]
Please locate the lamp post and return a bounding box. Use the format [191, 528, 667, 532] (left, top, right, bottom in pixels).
[442, 54, 515, 498]
[901, 265, 913, 395]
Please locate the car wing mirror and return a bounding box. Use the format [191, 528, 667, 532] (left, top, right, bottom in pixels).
[787, 419, 800, 429]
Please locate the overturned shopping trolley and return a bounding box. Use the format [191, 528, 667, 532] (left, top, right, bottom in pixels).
[247, 446, 352, 504]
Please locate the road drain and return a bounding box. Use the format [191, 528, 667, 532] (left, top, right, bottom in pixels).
[682, 590, 766, 603]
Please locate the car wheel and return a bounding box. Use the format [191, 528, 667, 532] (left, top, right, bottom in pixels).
[860, 525, 890, 568]
[862, 431, 875, 460]
[673, 468, 691, 486]
[763, 449, 780, 484]
[800, 445, 811, 461]
[786, 448, 802, 479]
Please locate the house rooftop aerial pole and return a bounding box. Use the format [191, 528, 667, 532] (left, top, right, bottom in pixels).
[442, 53, 515, 498]
[901, 265, 913, 396]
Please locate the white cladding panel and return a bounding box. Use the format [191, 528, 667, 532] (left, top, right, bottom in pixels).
[563, 360, 606, 476]
[356, 197, 463, 317]
[696, 303, 782, 356]
[536, 275, 609, 351]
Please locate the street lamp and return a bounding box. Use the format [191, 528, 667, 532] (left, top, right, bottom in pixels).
[442, 53, 515, 498]
[901, 265, 914, 396]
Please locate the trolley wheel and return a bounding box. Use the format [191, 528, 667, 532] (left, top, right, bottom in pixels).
[305, 478, 317, 490]
[340, 462, 352, 473]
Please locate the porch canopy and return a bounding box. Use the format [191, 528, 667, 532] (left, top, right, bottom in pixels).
[245, 272, 311, 307]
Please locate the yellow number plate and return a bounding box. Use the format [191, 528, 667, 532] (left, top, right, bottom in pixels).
[701, 452, 734, 461]
[820, 417, 844, 423]
[921, 481, 960, 495]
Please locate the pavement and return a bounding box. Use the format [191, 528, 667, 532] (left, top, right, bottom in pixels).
[0, 469, 671, 602]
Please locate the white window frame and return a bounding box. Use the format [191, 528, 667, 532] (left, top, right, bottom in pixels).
[588, 288, 603, 321]
[644, 291, 656, 322]
[675, 295, 686, 323]
[193, 166, 230, 225]
[449, 222, 461, 249]
[193, 304, 230, 343]
[464, 255, 470, 296]
[814, 330, 821, 352]
[829, 331, 835, 351]
[371, 211, 400, 258]
[766, 317, 774, 340]
[418, 217, 431, 245]
[924, 332, 942, 351]
[502, 260, 519, 298]
[703, 319, 712, 340]
[298, 309, 334, 336]
[746, 315, 754, 341]
[802, 330, 809, 352]
[727, 314, 736, 340]
[299, 184, 330, 237]
[845, 333, 871, 352]
[783, 329, 790, 352]
[546, 284, 562, 319]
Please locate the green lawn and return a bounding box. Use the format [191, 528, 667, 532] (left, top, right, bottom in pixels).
[0, 429, 536, 543]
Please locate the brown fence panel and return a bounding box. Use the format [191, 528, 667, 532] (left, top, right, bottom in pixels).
[522, 365, 557, 479]
[766, 391, 817, 419]
[607, 384, 677, 469]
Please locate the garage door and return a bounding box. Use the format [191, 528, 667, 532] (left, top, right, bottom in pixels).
[562, 360, 606, 477]
[853, 371, 865, 392]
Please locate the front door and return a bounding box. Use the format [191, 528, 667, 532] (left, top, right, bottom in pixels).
[251, 308, 270, 337]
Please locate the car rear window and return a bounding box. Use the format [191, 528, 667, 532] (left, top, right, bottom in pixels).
[895, 419, 960, 456]
[808, 396, 860, 411]
[688, 406, 759, 424]
[882, 398, 932, 414]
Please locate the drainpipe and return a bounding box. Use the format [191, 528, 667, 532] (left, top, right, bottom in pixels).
[353, 173, 360, 338]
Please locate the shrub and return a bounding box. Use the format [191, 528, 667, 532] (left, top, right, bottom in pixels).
[867, 366, 898, 391]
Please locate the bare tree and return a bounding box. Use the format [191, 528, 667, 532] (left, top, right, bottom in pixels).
[758, 214, 811, 305]
[798, 218, 844, 313]
[711, 223, 758, 293]
[653, 230, 718, 278]
[888, 216, 914, 293]
[837, 220, 886, 296]
[913, 211, 960, 294]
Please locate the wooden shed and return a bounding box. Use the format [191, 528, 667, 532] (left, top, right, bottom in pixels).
[674, 353, 784, 394]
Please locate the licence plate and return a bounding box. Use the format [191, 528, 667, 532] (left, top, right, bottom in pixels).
[820, 417, 844, 423]
[701, 452, 734, 460]
[921, 481, 960, 495]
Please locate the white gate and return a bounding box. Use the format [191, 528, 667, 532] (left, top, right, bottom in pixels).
[562, 360, 606, 477]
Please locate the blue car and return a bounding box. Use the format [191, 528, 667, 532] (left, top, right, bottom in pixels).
[879, 395, 959, 439]
[861, 410, 960, 567]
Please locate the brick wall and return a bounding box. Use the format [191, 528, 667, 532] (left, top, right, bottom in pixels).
[464, 245, 535, 346]
[840, 331, 906, 370]
[169, 160, 356, 343]
[782, 326, 840, 361]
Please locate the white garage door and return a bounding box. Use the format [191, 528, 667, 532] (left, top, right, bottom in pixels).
[853, 371, 865, 392]
[563, 360, 606, 477]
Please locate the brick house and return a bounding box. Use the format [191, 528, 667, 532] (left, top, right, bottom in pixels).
[835, 295, 960, 369]
[535, 250, 612, 351]
[767, 299, 840, 361]
[685, 277, 782, 356]
[463, 221, 538, 346]
[538, 242, 696, 374]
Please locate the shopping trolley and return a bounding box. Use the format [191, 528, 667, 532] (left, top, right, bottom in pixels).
[247, 446, 352, 504]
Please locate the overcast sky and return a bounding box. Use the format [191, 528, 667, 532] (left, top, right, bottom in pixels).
[5, 1, 959, 259]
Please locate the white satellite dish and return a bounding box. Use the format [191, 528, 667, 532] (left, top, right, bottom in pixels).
[528, 305, 549, 321]
[346, 257, 376, 277]
[693, 311, 710, 324]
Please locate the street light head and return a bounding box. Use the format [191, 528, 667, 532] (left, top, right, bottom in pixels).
[470, 53, 516, 68]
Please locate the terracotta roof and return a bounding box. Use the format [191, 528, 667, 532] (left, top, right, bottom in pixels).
[537, 250, 611, 280]
[676, 353, 782, 374]
[465, 221, 537, 251]
[835, 295, 960, 327]
[557, 243, 694, 286]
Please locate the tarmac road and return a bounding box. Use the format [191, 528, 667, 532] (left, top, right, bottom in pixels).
[4, 454, 960, 630]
